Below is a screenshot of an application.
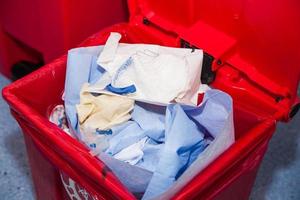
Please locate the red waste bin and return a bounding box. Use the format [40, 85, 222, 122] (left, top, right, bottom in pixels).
[0, 0, 128, 78]
[2, 0, 300, 199]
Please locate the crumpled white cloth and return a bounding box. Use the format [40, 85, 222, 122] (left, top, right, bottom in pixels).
[87, 32, 204, 105]
[113, 137, 148, 165]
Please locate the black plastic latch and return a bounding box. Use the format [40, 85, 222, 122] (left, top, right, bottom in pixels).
[180, 39, 216, 84]
[201, 53, 216, 84]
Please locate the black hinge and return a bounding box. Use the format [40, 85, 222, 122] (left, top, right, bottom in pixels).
[180, 39, 216, 84]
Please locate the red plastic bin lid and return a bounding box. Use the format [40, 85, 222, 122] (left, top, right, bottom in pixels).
[129, 0, 300, 101]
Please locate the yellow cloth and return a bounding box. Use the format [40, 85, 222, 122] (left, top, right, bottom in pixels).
[76, 83, 134, 132]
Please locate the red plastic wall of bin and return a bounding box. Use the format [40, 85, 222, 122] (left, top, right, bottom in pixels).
[0, 0, 128, 78]
[2, 24, 280, 200]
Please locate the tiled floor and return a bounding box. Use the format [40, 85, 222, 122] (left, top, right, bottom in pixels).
[0, 74, 299, 200]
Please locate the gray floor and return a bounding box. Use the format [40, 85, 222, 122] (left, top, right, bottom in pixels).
[0, 74, 299, 200]
[0, 76, 34, 200]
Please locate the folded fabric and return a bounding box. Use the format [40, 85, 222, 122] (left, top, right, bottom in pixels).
[76, 83, 134, 151]
[77, 83, 134, 130]
[113, 137, 148, 165]
[88, 32, 204, 105]
[103, 102, 167, 171]
[143, 89, 233, 199]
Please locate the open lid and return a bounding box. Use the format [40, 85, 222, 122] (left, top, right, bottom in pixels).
[128, 0, 300, 104]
